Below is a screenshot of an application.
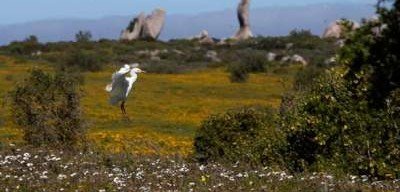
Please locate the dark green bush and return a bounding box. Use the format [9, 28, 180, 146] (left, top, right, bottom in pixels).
[142, 61, 206, 74]
[7, 35, 42, 55]
[239, 51, 267, 73]
[9, 69, 85, 149]
[184, 50, 206, 63]
[75, 30, 92, 43]
[142, 61, 186, 74]
[228, 62, 249, 83]
[293, 66, 324, 91]
[194, 106, 285, 166]
[280, 68, 400, 177]
[277, 1, 400, 178]
[228, 50, 277, 83]
[61, 50, 102, 72]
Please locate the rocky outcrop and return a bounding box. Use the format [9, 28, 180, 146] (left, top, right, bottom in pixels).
[121, 8, 166, 41]
[121, 13, 146, 41]
[233, 0, 253, 40]
[205, 50, 221, 62]
[322, 20, 359, 39]
[193, 30, 215, 44]
[324, 56, 337, 65]
[280, 56, 291, 63]
[291, 54, 308, 66]
[280, 54, 308, 66]
[267, 52, 277, 62]
[142, 9, 166, 40]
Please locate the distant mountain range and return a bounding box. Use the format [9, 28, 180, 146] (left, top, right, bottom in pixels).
[0, 3, 375, 45]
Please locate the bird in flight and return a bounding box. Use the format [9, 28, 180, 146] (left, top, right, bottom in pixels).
[105, 63, 145, 118]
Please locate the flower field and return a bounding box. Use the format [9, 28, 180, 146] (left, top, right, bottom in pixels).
[0, 146, 398, 191]
[0, 55, 290, 155]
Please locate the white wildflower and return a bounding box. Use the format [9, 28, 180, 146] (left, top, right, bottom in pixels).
[58, 174, 67, 180]
[199, 165, 206, 171]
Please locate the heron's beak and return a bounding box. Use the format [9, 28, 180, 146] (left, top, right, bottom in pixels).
[141, 70, 147, 73]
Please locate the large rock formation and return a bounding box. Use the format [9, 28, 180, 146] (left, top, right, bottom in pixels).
[322, 20, 360, 39]
[121, 8, 166, 41]
[121, 13, 146, 40]
[142, 9, 166, 40]
[233, 0, 253, 40]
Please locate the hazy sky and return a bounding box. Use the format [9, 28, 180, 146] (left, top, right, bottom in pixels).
[1, 0, 376, 25]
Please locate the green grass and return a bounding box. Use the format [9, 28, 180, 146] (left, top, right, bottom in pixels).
[0, 55, 296, 155]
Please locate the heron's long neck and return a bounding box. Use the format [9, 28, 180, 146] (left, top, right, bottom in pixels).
[127, 72, 138, 83]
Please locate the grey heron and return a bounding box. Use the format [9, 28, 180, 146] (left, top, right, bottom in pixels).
[105, 64, 145, 117]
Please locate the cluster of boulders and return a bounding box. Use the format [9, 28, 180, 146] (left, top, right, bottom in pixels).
[191, 30, 216, 45]
[135, 49, 169, 61]
[121, 8, 166, 41]
[133, 48, 223, 63]
[322, 20, 360, 39]
[122, 0, 253, 43]
[118, 1, 371, 69]
[267, 52, 308, 66]
[120, 0, 381, 46]
[31, 50, 42, 57]
[322, 16, 386, 39]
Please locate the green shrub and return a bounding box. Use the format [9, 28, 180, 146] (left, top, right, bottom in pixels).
[142, 61, 206, 74]
[7, 35, 42, 55]
[184, 50, 206, 63]
[75, 30, 92, 43]
[228, 62, 249, 83]
[280, 68, 400, 177]
[239, 51, 267, 73]
[341, 0, 400, 108]
[293, 66, 324, 91]
[194, 106, 285, 166]
[9, 69, 85, 149]
[227, 50, 282, 83]
[62, 50, 102, 72]
[278, 1, 400, 178]
[142, 61, 185, 74]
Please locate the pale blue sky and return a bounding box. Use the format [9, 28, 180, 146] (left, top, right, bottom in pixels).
[1, 0, 375, 25]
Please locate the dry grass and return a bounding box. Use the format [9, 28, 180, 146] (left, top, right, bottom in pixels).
[0, 55, 293, 155]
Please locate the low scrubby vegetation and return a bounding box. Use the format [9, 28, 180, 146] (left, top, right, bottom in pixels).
[194, 0, 400, 179]
[0, 0, 398, 190]
[0, 25, 337, 80]
[60, 49, 103, 72]
[8, 69, 85, 149]
[194, 106, 284, 166]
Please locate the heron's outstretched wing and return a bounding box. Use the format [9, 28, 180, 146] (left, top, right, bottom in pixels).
[108, 73, 129, 105]
[105, 73, 117, 92]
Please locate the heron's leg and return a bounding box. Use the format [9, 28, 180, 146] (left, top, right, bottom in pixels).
[120, 101, 126, 115]
[121, 101, 131, 121]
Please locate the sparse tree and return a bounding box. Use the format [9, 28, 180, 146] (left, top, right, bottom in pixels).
[75, 30, 92, 42]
